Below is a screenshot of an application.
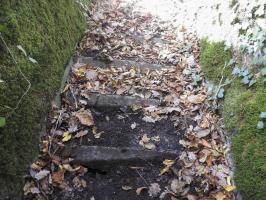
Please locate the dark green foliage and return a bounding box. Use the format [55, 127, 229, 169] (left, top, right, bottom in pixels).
[200, 39, 266, 199]
[0, 0, 87, 198]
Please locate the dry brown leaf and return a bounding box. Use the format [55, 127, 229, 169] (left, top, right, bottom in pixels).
[136, 187, 147, 195]
[148, 183, 161, 197]
[75, 130, 88, 138]
[73, 176, 87, 188]
[200, 139, 212, 148]
[23, 181, 40, 195]
[75, 109, 94, 126]
[187, 194, 197, 200]
[187, 94, 206, 104]
[195, 129, 211, 138]
[160, 159, 175, 175]
[52, 169, 65, 184]
[215, 192, 226, 200]
[171, 179, 186, 194]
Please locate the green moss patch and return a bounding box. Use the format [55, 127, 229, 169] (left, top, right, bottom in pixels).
[200, 39, 232, 84]
[200, 40, 266, 199]
[0, 0, 87, 198]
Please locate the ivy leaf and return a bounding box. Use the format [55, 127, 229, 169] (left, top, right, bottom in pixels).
[241, 76, 250, 85]
[227, 59, 236, 66]
[259, 112, 266, 119]
[248, 80, 256, 87]
[0, 117, 6, 127]
[242, 68, 249, 77]
[261, 67, 266, 76]
[257, 121, 264, 129]
[217, 88, 225, 99]
[232, 67, 240, 76]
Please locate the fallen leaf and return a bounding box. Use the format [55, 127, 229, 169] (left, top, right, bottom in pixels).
[136, 187, 147, 195]
[170, 179, 186, 194]
[160, 159, 175, 175]
[73, 176, 87, 188]
[122, 186, 133, 191]
[63, 164, 80, 172]
[223, 185, 236, 192]
[148, 183, 161, 197]
[142, 116, 156, 123]
[215, 192, 226, 200]
[187, 94, 206, 104]
[187, 194, 197, 200]
[144, 143, 156, 150]
[52, 169, 65, 184]
[34, 169, 50, 180]
[23, 181, 40, 195]
[75, 109, 94, 126]
[195, 129, 211, 138]
[62, 132, 72, 142]
[131, 122, 137, 129]
[75, 130, 88, 138]
[151, 135, 160, 142]
[86, 70, 98, 80]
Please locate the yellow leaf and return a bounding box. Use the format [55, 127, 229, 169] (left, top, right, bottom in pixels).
[160, 159, 175, 175]
[223, 185, 236, 192]
[163, 159, 175, 166]
[75, 66, 87, 76]
[215, 192, 226, 200]
[62, 132, 71, 142]
[160, 166, 170, 175]
[136, 187, 147, 195]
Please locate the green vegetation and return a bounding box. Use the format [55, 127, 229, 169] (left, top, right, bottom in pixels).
[200, 39, 232, 84]
[200, 40, 266, 199]
[0, 0, 87, 198]
[229, 0, 238, 8]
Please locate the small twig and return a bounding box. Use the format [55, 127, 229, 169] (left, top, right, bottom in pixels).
[48, 111, 63, 155]
[135, 169, 149, 186]
[214, 62, 227, 98]
[0, 32, 32, 114]
[70, 87, 78, 109]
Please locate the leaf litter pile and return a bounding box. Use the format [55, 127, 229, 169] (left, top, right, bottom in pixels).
[24, 0, 235, 199]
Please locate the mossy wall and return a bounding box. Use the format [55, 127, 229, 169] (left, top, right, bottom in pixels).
[200, 40, 266, 199]
[0, 0, 87, 198]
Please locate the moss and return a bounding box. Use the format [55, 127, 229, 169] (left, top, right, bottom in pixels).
[0, 0, 87, 198]
[229, 0, 238, 8]
[200, 39, 232, 84]
[224, 80, 266, 199]
[200, 39, 266, 199]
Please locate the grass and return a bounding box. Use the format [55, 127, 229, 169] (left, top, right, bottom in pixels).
[0, 0, 88, 198]
[200, 40, 266, 199]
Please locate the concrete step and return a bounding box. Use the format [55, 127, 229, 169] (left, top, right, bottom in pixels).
[76, 56, 172, 70]
[63, 146, 177, 170]
[81, 93, 161, 108]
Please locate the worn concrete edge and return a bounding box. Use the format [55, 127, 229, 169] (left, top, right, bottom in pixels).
[62, 145, 178, 170]
[81, 92, 161, 108]
[77, 56, 174, 69]
[55, 56, 74, 107]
